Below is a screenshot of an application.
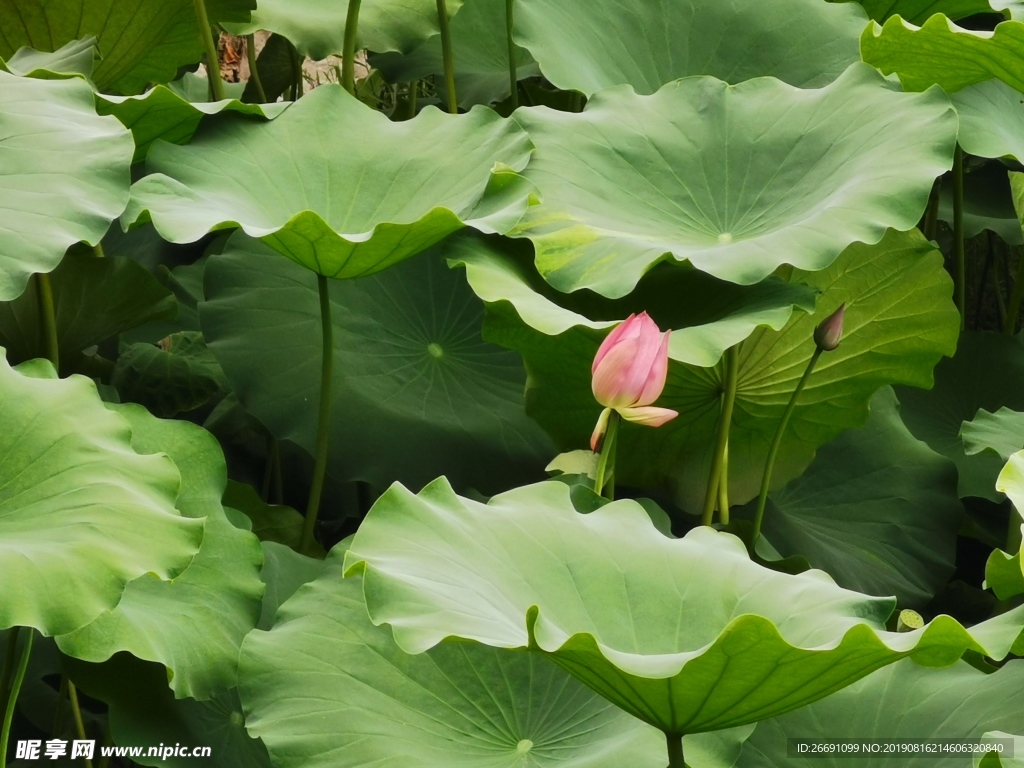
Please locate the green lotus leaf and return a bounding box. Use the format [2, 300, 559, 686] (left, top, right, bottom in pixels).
[241, 542, 667, 768]
[831, 0, 1001, 22]
[0, 0, 254, 95]
[56, 404, 265, 700]
[737, 659, 1024, 767]
[225, 0, 464, 60]
[952, 80, 1024, 161]
[862, 14, 1024, 93]
[224, 483, 320, 557]
[0, 248, 176, 370]
[962, 407, 1024, 460]
[0, 354, 203, 636]
[125, 84, 534, 280]
[255, 542, 327, 630]
[488, 229, 959, 512]
[897, 332, 1024, 500]
[938, 162, 1022, 245]
[372, 0, 540, 108]
[200, 233, 554, 493]
[0, 36, 97, 78]
[513, 0, 866, 97]
[345, 479, 1019, 736]
[0, 72, 134, 301]
[449, 233, 816, 369]
[983, 451, 1024, 600]
[508, 64, 956, 297]
[751, 388, 962, 608]
[976, 733, 1024, 768]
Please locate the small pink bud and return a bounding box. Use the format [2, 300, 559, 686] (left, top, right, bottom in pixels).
[813, 303, 845, 352]
[590, 313, 678, 448]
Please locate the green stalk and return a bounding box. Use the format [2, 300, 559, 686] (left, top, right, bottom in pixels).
[752, 348, 823, 544]
[68, 683, 93, 768]
[505, 0, 518, 110]
[953, 145, 966, 330]
[701, 347, 739, 526]
[593, 411, 620, 500]
[400, 82, 419, 120]
[92, 243, 105, 258]
[922, 178, 941, 241]
[191, 0, 225, 101]
[245, 34, 268, 102]
[666, 733, 686, 768]
[36, 273, 59, 372]
[436, 0, 458, 113]
[718, 443, 730, 525]
[0, 628, 20, 730]
[1005, 247, 1024, 335]
[341, 0, 363, 95]
[301, 275, 334, 552]
[0, 630, 33, 768]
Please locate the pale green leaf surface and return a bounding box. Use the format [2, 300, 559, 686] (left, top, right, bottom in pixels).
[489, 230, 959, 512]
[0, 36, 97, 78]
[509, 64, 956, 297]
[0, 355, 203, 636]
[0, 72, 133, 301]
[255, 542, 326, 631]
[962, 407, 1024, 459]
[737, 660, 1024, 767]
[953, 80, 1024, 160]
[975, 733, 1024, 768]
[983, 451, 1024, 599]
[225, 0, 464, 59]
[56, 405, 265, 700]
[200, 233, 554, 493]
[125, 85, 534, 279]
[832, 0, 1000, 22]
[241, 542, 667, 768]
[514, 0, 867, 96]
[345, 480, 1017, 735]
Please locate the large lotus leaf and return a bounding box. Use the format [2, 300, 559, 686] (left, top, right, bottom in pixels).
[862, 15, 1024, 93]
[200, 233, 554, 493]
[0, 36, 97, 79]
[56, 404, 265, 700]
[226, 0, 465, 60]
[0, 248, 176, 370]
[984, 451, 1024, 600]
[241, 542, 667, 768]
[736, 659, 1024, 767]
[345, 479, 1019, 736]
[938, 162, 1022, 245]
[753, 388, 962, 608]
[372, 0, 540, 108]
[125, 84, 534, 280]
[0, 72, 133, 301]
[832, 0, 1000, 21]
[0, 0, 254, 95]
[962, 407, 1024, 460]
[0, 354, 203, 636]
[512, 0, 866, 97]
[952, 80, 1024, 161]
[897, 332, 1024, 500]
[507, 64, 956, 298]
[448, 233, 816, 369]
[488, 229, 959, 512]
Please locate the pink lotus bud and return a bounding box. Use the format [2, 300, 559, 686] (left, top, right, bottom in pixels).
[813, 303, 846, 352]
[590, 313, 678, 450]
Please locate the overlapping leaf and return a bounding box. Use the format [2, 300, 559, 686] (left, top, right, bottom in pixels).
[488, 230, 959, 511]
[507, 64, 956, 297]
[0, 72, 134, 301]
[832, 0, 1004, 22]
[984, 451, 1024, 599]
[125, 85, 535, 279]
[0, 355, 203, 636]
[345, 480, 1020, 736]
[952, 80, 1024, 161]
[513, 0, 867, 96]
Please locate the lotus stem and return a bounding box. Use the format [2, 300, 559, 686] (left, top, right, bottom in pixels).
[342, 0, 363, 95]
[92, 243, 105, 258]
[245, 34, 268, 102]
[718, 442, 730, 525]
[436, 0, 458, 113]
[953, 145, 966, 330]
[0, 629, 33, 768]
[666, 733, 685, 768]
[593, 410, 620, 500]
[191, 0, 225, 101]
[752, 348, 823, 545]
[301, 275, 334, 551]
[701, 346, 739, 526]
[922, 178, 941, 241]
[68, 683, 93, 768]
[1005, 247, 1024, 335]
[0, 628, 20, 730]
[400, 82, 419, 120]
[505, 0, 518, 110]
[35, 273, 59, 372]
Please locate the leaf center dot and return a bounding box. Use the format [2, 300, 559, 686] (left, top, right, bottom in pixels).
[516, 739, 534, 754]
[427, 343, 444, 359]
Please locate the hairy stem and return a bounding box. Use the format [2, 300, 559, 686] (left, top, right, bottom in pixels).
[752, 348, 823, 545]
[68, 683, 93, 768]
[36, 273, 59, 372]
[301, 275, 334, 552]
[245, 34, 268, 102]
[342, 0, 363, 95]
[701, 346, 739, 526]
[953, 145, 966, 330]
[0, 629, 33, 768]
[191, 0, 225, 101]
[505, 0, 518, 110]
[436, 0, 458, 113]
[666, 733, 685, 768]
[593, 411, 620, 500]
